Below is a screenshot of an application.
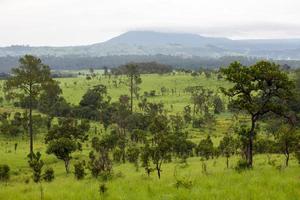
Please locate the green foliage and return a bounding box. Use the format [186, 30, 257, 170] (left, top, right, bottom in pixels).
[43, 167, 55, 182]
[196, 136, 214, 160]
[0, 164, 10, 182]
[74, 161, 86, 180]
[28, 152, 44, 183]
[221, 61, 295, 167]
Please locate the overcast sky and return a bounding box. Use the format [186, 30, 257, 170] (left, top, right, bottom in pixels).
[1, 0, 300, 46]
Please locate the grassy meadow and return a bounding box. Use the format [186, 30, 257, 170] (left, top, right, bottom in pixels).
[0, 71, 299, 200]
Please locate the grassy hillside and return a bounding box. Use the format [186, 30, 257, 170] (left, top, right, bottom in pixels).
[0, 72, 299, 200]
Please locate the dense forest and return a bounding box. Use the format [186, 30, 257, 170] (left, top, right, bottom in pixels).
[0, 55, 299, 72]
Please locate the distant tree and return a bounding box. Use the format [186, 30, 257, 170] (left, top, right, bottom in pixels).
[89, 136, 114, 178]
[275, 124, 299, 167]
[219, 135, 236, 168]
[213, 95, 225, 114]
[196, 136, 214, 160]
[221, 61, 295, 167]
[3, 55, 53, 159]
[45, 118, 90, 173]
[38, 80, 64, 129]
[148, 115, 173, 179]
[28, 152, 44, 183]
[124, 64, 142, 112]
[74, 161, 86, 180]
[183, 105, 192, 125]
[126, 145, 140, 171]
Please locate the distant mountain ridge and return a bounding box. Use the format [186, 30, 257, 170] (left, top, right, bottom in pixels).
[1, 31, 300, 59]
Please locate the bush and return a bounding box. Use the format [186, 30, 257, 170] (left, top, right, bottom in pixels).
[113, 148, 123, 163]
[0, 164, 10, 182]
[99, 183, 108, 195]
[295, 151, 300, 164]
[235, 159, 250, 172]
[74, 161, 86, 180]
[43, 168, 55, 182]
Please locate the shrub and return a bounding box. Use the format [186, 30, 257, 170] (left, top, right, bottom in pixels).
[235, 159, 250, 172]
[113, 148, 123, 163]
[43, 168, 55, 182]
[74, 161, 86, 180]
[0, 164, 10, 182]
[99, 183, 108, 195]
[28, 152, 44, 183]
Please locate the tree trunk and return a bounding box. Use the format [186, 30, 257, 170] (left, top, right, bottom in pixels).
[64, 159, 70, 173]
[130, 75, 133, 113]
[247, 116, 256, 167]
[156, 164, 161, 179]
[29, 86, 33, 160]
[226, 156, 229, 168]
[285, 143, 289, 167]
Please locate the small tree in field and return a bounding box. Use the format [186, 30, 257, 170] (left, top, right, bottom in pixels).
[275, 124, 299, 167]
[147, 115, 173, 179]
[28, 152, 44, 183]
[124, 63, 142, 113]
[221, 61, 295, 167]
[196, 136, 214, 160]
[4, 55, 53, 159]
[45, 118, 90, 173]
[219, 134, 236, 168]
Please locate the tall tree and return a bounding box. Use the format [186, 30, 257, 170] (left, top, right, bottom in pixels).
[125, 64, 142, 113]
[3, 55, 53, 159]
[221, 61, 295, 167]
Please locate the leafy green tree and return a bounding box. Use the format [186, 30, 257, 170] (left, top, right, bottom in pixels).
[213, 95, 225, 114]
[38, 80, 66, 129]
[196, 136, 214, 160]
[148, 115, 173, 179]
[219, 135, 236, 168]
[45, 118, 90, 173]
[275, 124, 299, 167]
[28, 152, 44, 183]
[89, 136, 115, 178]
[126, 145, 140, 171]
[3, 55, 53, 158]
[221, 61, 295, 167]
[74, 161, 86, 180]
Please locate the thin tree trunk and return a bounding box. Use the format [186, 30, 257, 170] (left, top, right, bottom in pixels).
[29, 85, 33, 160]
[247, 116, 256, 167]
[156, 164, 161, 179]
[64, 159, 70, 173]
[130, 75, 133, 113]
[285, 143, 289, 167]
[226, 156, 229, 168]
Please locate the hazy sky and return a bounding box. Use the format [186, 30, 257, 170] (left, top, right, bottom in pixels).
[1, 0, 300, 46]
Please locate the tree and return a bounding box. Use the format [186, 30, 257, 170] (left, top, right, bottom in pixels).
[124, 64, 142, 112]
[88, 135, 114, 178]
[28, 152, 44, 183]
[221, 61, 295, 167]
[148, 115, 173, 179]
[38, 80, 64, 129]
[45, 118, 90, 173]
[3, 55, 53, 159]
[219, 135, 236, 168]
[196, 136, 214, 160]
[213, 95, 225, 114]
[275, 124, 299, 167]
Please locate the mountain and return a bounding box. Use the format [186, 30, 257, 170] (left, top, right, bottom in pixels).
[2, 31, 300, 72]
[1, 31, 300, 59]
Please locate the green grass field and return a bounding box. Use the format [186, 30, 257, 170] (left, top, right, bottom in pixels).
[0, 72, 299, 200]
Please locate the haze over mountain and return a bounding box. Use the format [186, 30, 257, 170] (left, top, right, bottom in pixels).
[1, 31, 300, 60]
